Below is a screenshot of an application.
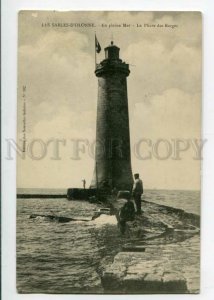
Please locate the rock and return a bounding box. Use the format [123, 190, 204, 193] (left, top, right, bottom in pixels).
[101, 264, 126, 292]
[162, 272, 187, 293]
[29, 214, 91, 223]
[122, 245, 145, 252]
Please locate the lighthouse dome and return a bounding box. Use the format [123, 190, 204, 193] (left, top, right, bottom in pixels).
[104, 41, 120, 60]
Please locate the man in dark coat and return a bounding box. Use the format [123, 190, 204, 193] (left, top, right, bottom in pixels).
[118, 192, 135, 234]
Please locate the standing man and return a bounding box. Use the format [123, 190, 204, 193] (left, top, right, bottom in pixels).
[132, 173, 143, 214]
[82, 179, 86, 189]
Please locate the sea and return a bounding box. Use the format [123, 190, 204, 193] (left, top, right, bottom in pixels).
[17, 188, 200, 294]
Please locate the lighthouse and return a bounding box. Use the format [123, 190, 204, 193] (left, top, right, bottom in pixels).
[90, 41, 133, 191]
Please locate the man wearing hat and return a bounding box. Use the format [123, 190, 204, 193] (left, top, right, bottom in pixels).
[132, 173, 143, 214]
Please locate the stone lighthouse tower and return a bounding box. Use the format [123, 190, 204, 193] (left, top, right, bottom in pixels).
[90, 41, 133, 191]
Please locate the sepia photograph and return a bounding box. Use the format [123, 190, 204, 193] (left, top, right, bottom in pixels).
[16, 11, 201, 294]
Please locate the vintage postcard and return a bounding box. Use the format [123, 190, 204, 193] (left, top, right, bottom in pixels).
[16, 11, 202, 294]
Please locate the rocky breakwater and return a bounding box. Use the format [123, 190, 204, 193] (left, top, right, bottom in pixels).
[100, 199, 200, 294]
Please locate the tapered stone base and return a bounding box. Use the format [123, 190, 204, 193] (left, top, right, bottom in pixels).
[90, 161, 133, 191]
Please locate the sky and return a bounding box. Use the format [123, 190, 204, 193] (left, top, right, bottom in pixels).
[17, 11, 202, 190]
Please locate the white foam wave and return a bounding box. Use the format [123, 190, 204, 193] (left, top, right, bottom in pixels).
[90, 214, 117, 227]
